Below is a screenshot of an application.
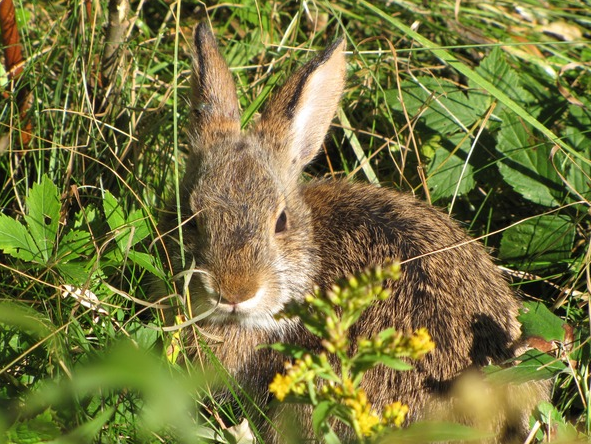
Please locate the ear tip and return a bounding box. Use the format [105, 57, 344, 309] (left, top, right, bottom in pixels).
[193, 22, 216, 49]
[323, 36, 347, 61]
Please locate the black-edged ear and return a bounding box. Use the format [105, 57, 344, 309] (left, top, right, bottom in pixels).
[255, 38, 347, 171]
[190, 23, 241, 149]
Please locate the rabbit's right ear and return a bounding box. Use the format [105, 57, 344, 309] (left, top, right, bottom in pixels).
[256, 39, 346, 172]
[190, 23, 241, 149]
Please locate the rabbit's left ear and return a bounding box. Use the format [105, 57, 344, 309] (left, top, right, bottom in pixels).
[256, 39, 346, 171]
[190, 23, 241, 149]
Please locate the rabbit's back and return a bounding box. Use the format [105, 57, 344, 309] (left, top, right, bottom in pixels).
[303, 180, 521, 413]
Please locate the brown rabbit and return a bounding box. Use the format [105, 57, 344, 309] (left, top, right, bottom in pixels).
[157, 24, 547, 442]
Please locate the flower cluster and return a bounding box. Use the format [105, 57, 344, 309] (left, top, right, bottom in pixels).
[383, 401, 409, 428]
[408, 327, 436, 359]
[322, 378, 382, 437]
[270, 363, 409, 438]
[357, 327, 436, 362]
[269, 262, 435, 442]
[269, 354, 322, 401]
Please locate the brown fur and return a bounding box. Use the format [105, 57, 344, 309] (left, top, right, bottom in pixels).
[156, 23, 548, 443]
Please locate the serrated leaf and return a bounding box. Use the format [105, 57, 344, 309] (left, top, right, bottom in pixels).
[535, 401, 581, 441]
[103, 192, 151, 251]
[74, 204, 97, 229]
[499, 215, 575, 270]
[497, 110, 565, 207]
[56, 229, 93, 262]
[387, 77, 487, 135]
[536, 401, 566, 426]
[23, 175, 61, 263]
[0, 214, 39, 261]
[518, 301, 566, 342]
[485, 350, 565, 385]
[426, 133, 476, 202]
[6, 408, 61, 443]
[563, 103, 591, 201]
[473, 47, 534, 107]
[56, 261, 95, 284]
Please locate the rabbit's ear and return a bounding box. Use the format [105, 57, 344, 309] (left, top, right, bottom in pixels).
[256, 39, 346, 170]
[190, 23, 241, 148]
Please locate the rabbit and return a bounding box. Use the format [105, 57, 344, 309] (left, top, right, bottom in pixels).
[156, 23, 548, 443]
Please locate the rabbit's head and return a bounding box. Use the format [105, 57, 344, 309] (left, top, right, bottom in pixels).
[168, 24, 346, 331]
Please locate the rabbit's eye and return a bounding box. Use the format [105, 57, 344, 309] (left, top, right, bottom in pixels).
[275, 210, 287, 234]
[184, 213, 201, 232]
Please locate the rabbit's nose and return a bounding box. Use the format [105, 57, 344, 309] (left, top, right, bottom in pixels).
[220, 290, 256, 305]
[219, 276, 261, 305]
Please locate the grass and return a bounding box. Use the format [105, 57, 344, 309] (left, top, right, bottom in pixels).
[1, 0, 590, 442]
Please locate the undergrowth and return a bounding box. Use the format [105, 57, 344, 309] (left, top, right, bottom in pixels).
[0, 0, 590, 442]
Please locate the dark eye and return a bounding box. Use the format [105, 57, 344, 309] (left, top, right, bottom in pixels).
[275, 210, 287, 234]
[184, 213, 201, 231]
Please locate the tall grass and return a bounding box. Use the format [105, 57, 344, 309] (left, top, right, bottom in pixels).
[1, 0, 589, 442]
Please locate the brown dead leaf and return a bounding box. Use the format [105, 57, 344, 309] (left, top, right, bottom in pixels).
[563, 323, 575, 351]
[557, 62, 588, 108]
[526, 336, 557, 354]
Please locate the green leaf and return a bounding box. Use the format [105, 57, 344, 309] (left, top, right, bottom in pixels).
[128, 322, 163, 350]
[103, 191, 151, 251]
[126, 209, 152, 246]
[312, 401, 337, 437]
[56, 261, 95, 284]
[103, 190, 125, 232]
[352, 354, 413, 374]
[6, 408, 61, 443]
[497, 110, 565, 207]
[52, 407, 114, 443]
[518, 301, 566, 342]
[563, 103, 591, 201]
[0, 302, 58, 350]
[473, 47, 534, 108]
[485, 350, 565, 384]
[426, 133, 476, 202]
[14, 7, 32, 29]
[126, 250, 166, 279]
[56, 229, 93, 262]
[535, 401, 581, 442]
[0, 215, 39, 261]
[265, 343, 316, 359]
[73, 204, 97, 229]
[379, 421, 494, 443]
[24, 175, 61, 263]
[298, 318, 328, 339]
[386, 77, 486, 135]
[499, 214, 575, 270]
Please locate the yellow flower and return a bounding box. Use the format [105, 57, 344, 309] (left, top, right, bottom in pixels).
[383, 401, 409, 428]
[343, 386, 382, 437]
[409, 327, 436, 358]
[269, 373, 293, 402]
